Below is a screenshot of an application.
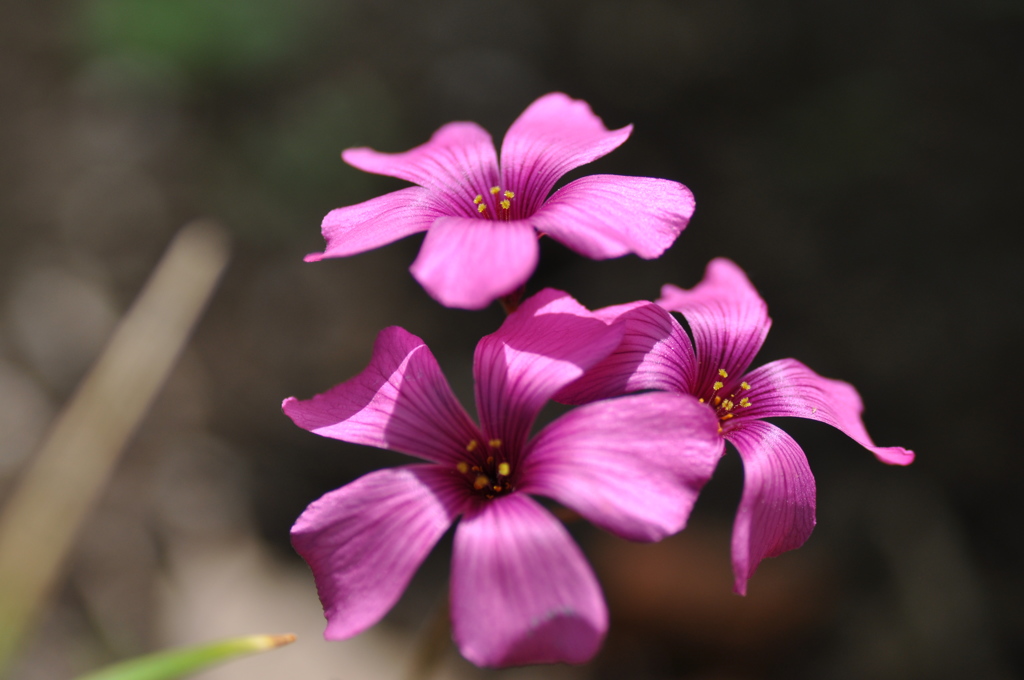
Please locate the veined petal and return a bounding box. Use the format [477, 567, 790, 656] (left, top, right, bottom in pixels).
[291, 465, 464, 640]
[738, 358, 915, 465]
[500, 93, 633, 215]
[556, 301, 697, 405]
[658, 258, 771, 391]
[409, 216, 539, 310]
[307, 187, 444, 262]
[343, 122, 500, 215]
[724, 420, 816, 595]
[474, 289, 624, 458]
[450, 494, 607, 667]
[283, 326, 479, 464]
[521, 392, 723, 542]
[530, 175, 693, 259]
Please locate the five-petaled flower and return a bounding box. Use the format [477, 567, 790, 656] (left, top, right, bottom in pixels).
[556, 258, 914, 595]
[284, 289, 722, 667]
[307, 92, 695, 310]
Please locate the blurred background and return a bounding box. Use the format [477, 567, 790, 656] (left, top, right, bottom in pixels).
[0, 0, 1021, 678]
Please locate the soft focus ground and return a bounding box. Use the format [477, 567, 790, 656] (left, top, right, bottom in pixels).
[0, 1, 1021, 679]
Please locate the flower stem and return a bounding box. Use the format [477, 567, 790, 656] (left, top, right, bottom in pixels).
[499, 285, 526, 315]
[404, 591, 451, 680]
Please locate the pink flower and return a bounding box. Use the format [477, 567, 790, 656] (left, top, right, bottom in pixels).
[557, 258, 915, 595]
[284, 289, 722, 667]
[307, 93, 695, 310]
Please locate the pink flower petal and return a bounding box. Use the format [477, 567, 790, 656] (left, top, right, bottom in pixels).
[474, 289, 623, 458]
[521, 392, 723, 542]
[409, 216, 539, 310]
[307, 187, 444, 262]
[556, 301, 697, 404]
[283, 326, 480, 464]
[450, 494, 607, 667]
[530, 175, 694, 259]
[658, 258, 771, 391]
[343, 122, 500, 215]
[724, 420, 816, 595]
[291, 465, 464, 640]
[499, 93, 633, 215]
[738, 358, 915, 465]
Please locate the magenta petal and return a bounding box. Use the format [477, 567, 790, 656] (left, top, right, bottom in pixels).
[658, 258, 772, 390]
[739, 358, 915, 465]
[409, 216, 539, 309]
[474, 289, 624, 456]
[342, 122, 500, 214]
[556, 301, 697, 405]
[521, 392, 723, 541]
[531, 175, 694, 259]
[291, 465, 463, 640]
[500, 93, 633, 215]
[308, 187, 444, 262]
[450, 494, 607, 667]
[724, 420, 816, 595]
[283, 326, 479, 464]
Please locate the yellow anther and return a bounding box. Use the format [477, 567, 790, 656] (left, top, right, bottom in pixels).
[739, 397, 751, 408]
[473, 475, 490, 490]
[718, 368, 729, 378]
[503, 190, 514, 198]
[490, 186, 501, 195]
[741, 381, 751, 390]
[473, 194, 483, 204]
[698, 398, 705, 403]
[500, 199, 511, 210]
[497, 462, 511, 476]
[456, 461, 469, 474]
[713, 396, 722, 406]
[466, 440, 479, 452]
[488, 438, 502, 448]
[722, 399, 734, 411]
[713, 381, 724, 391]
[477, 203, 487, 213]
[721, 413, 734, 421]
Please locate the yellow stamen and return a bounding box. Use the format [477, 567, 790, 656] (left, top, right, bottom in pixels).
[473, 194, 483, 204]
[718, 368, 729, 378]
[721, 413, 734, 421]
[503, 190, 514, 198]
[500, 199, 511, 210]
[497, 462, 510, 476]
[739, 397, 751, 407]
[698, 398, 705, 403]
[722, 399, 734, 411]
[488, 438, 502, 448]
[712, 381, 724, 391]
[456, 461, 469, 474]
[713, 396, 722, 406]
[473, 475, 490, 490]
[490, 186, 501, 195]
[740, 381, 751, 390]
[466, 440, 478, 452]
[477, 203, 487, 213]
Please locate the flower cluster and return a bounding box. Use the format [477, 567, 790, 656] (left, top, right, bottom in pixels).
[286, 93, 913, 668]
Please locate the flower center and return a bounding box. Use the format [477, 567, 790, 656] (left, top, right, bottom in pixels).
[454, 437, 515, 499]
[697, 368, 752, 433]
[472, 186, 516, 221]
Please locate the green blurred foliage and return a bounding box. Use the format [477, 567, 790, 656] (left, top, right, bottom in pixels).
[79, 0, 312, 80]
